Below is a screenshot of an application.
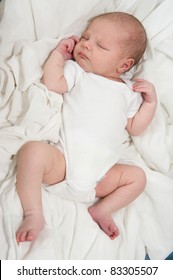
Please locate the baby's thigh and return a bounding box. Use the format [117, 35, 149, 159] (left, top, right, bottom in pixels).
[42, 143, 66, 185]
[95, 164, 146, 197]
[18, 140, 65, 185]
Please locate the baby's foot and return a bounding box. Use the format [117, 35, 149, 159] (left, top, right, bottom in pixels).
[16, 210, 45, 243]
[88, 204, 119, 240]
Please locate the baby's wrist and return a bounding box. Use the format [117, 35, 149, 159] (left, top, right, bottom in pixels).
[52, 49, 65, 66]
[143, 100, 157, 112]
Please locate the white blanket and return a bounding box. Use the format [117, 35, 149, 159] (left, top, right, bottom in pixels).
[0, 0, 173, 260]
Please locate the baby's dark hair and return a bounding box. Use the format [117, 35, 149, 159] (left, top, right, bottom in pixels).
[90, 12, 147, 65]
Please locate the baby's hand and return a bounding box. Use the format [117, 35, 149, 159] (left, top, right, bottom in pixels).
[132, 78, 157, 104]
[55, 36, 79, 60]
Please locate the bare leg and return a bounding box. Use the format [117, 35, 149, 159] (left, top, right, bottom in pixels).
[88, 164, 146, 239]
[16, 141, 65, 243]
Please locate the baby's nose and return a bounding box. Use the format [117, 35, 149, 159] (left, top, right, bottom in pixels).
[83, 40, 91, 50]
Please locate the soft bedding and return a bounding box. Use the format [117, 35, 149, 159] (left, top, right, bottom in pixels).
[0, 0, 173, 260]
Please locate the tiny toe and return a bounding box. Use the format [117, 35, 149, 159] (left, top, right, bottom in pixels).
[26, 235, 34, 242]
[26, 230, 36, 242]
[110, 231, 119, 240]
[18, 231, 28, 243]
[108, 225, 119, 239]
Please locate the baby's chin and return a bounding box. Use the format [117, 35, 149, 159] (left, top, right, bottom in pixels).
[75, 57, 92, 72]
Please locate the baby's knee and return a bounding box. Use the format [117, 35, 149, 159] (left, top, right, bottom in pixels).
[134, 166, 146, 191]
[17, 141, 44, 162]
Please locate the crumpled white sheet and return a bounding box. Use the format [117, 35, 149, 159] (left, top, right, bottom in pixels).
[0, 0, 173, 260]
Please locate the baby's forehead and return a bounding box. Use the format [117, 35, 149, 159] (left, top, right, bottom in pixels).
[85, 17, 120, 33]
[83, 20, 123, 43]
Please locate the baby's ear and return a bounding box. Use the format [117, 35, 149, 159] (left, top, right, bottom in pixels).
[120, 58, 134, 73]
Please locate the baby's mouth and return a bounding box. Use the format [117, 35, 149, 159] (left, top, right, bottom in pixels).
[78, 51, 89, 60]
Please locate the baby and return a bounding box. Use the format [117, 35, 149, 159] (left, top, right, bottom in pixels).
[16, 12, 157, 242]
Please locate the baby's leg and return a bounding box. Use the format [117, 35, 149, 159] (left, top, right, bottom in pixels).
[16, 141, 65, 243]
[88, 164, 146, 239]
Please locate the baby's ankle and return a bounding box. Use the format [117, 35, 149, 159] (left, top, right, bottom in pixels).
[24, 208, 43, 218]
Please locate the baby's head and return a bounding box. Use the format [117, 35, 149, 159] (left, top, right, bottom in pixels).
[73, 12, 147, 79]
[90, 12, 147, 66]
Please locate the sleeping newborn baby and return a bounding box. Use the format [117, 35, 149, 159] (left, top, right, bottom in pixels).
[15, 12, 157, 243]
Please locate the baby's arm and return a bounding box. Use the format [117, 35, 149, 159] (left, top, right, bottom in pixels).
[126, 78, 157, 136]
[42, 36, 79, 94]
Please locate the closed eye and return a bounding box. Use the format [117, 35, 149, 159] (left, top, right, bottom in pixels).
[97, 43, 109, 51]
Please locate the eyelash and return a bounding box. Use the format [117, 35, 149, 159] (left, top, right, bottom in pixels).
[97, 43, 107, 50]
[80, 36, 108, 51]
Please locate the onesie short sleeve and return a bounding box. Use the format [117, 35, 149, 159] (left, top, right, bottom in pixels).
[64, 60, 83, 91]
[124, 79, 143, 118]
[127, 91, 143, 118]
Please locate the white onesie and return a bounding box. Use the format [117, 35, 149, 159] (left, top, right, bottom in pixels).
[58, 60, 142, 201]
